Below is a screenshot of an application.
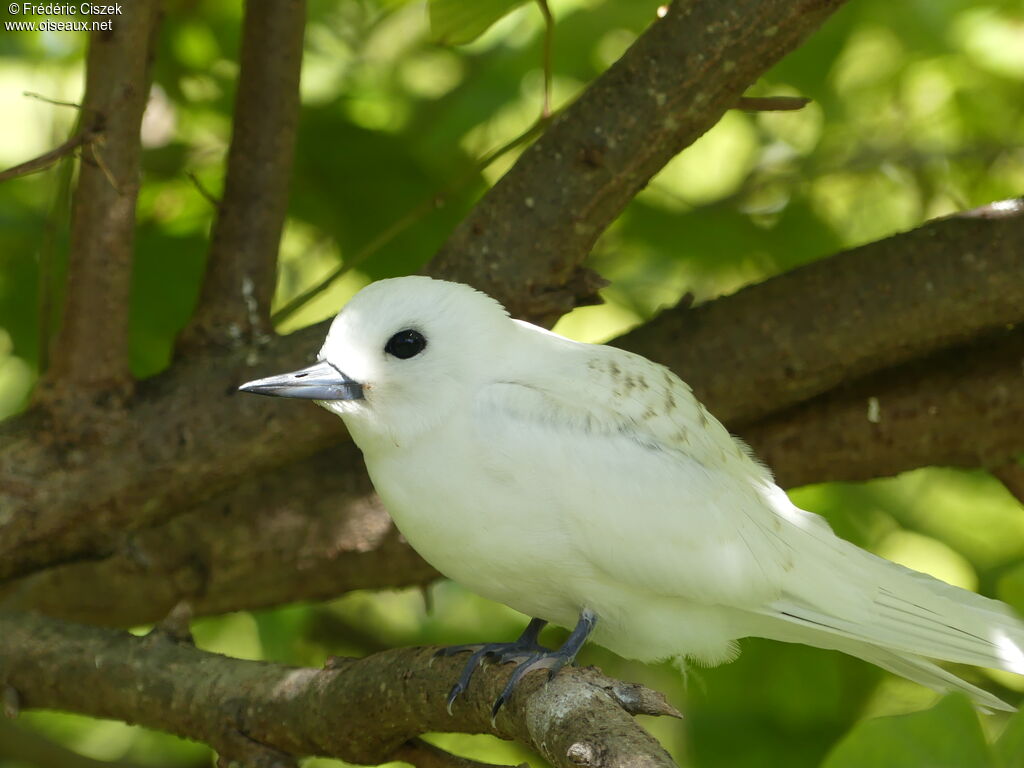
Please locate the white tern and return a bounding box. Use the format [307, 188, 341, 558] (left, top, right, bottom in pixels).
[241, 276, 1024, 714]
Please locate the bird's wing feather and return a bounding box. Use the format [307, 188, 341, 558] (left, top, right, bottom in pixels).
[474, 336, 820, 609]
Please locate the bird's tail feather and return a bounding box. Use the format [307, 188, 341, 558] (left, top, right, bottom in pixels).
[750, 539, 1024, 710]
[744, 611, 1016, 712]
[853, 644, 1015, 713]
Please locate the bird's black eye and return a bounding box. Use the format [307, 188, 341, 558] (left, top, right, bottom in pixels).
[385, 329, 427, 360]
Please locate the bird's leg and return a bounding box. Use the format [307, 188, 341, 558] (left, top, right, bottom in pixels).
[489, 609, 597, 720]
[438, 618, 549, 713]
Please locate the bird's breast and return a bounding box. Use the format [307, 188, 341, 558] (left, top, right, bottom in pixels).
[360, 424, 586, 624]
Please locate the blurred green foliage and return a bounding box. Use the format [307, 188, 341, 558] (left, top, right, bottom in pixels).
[2, 0, 1024, 766]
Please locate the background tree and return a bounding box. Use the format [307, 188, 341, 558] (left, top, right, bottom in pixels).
[1, 0, 1023, 766]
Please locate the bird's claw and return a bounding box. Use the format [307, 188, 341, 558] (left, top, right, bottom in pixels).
[445, 682, 464, 715]
[490, 652, 568, 722]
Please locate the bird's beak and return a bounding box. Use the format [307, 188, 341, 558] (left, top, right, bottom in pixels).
[238, 360, 364, 401]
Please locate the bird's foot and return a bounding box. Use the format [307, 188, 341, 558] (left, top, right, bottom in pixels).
[440, 610, 598, 720]
[437, 618, 548, 714]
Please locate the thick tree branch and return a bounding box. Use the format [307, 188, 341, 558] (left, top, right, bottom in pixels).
[0, 443, 436, 626]
[11, 330, 1024, 627]
[0, 613, 680, 768]
[37, 3, 161, 406]
[180, 0, 306, 350]
[741, 328, 1024, 488]
[3, 204, 1022, 587]
[429, 0, 849, 323]
[0, 327, 346, 583]
[617, 201, 1024, 425]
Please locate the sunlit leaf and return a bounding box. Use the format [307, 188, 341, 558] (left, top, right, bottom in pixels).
[428, 0, 530, 45]
[823, 695, 994, 768]
[994, 706, 1024, 768]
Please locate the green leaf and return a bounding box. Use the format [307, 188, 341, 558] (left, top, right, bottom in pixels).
[823, 695, 994, 768]
[428, 0, 530, 45]
[995, 707, 1024, 768]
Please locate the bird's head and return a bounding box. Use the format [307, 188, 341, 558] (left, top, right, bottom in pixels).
[239, 276, 513, 448]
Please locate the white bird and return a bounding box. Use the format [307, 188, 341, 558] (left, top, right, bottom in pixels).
[241, 276, 1024, 714]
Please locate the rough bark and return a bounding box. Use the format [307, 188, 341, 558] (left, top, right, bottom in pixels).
[430, 0, 850, 324]
[181, 0, 306, 349]
[36, 2, 161, 407]
[617, 200, 1024, 425]
[0, 443, 436, 626]
[744, 327, 1024, 488]
[0, 613, 681, 768]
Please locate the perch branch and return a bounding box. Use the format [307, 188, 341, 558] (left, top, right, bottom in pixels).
[180, 0, 306, 350]
[37, 1, 161, 407]
[0, 613, 680, 768]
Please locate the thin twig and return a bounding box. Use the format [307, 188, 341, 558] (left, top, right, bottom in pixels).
[0, 130, 97, 183]
[36, 136, 78, 373]
[22, 91, 84, 110]
[186, 170, 220, 208]
[735, 96, 811, 112]
[271, 116, 551, 326]
[87, 140, 120, 193]
[536, 0, 554, 119]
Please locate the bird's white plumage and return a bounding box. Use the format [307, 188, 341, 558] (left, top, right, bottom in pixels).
[314, 276, 1024, 710]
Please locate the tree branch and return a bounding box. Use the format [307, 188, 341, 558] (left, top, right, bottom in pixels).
[741, 328, 1024, 488]
[0, 613, 681, 768]
[617, 200, 1024, 425]
[37, 3, 161, 408]
[0, 442, 436, 626]
[3, 202, 1022, 588]
[180, 0, 306, 350]
[428, 0, 849, 324]
[735, 96, 811, 112]
[0, 129, 99, 183]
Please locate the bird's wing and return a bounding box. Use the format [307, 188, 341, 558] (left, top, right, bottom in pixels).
[474, 336, 828, 610]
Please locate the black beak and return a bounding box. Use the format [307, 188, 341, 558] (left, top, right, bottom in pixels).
[238, 360, 364, 401]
